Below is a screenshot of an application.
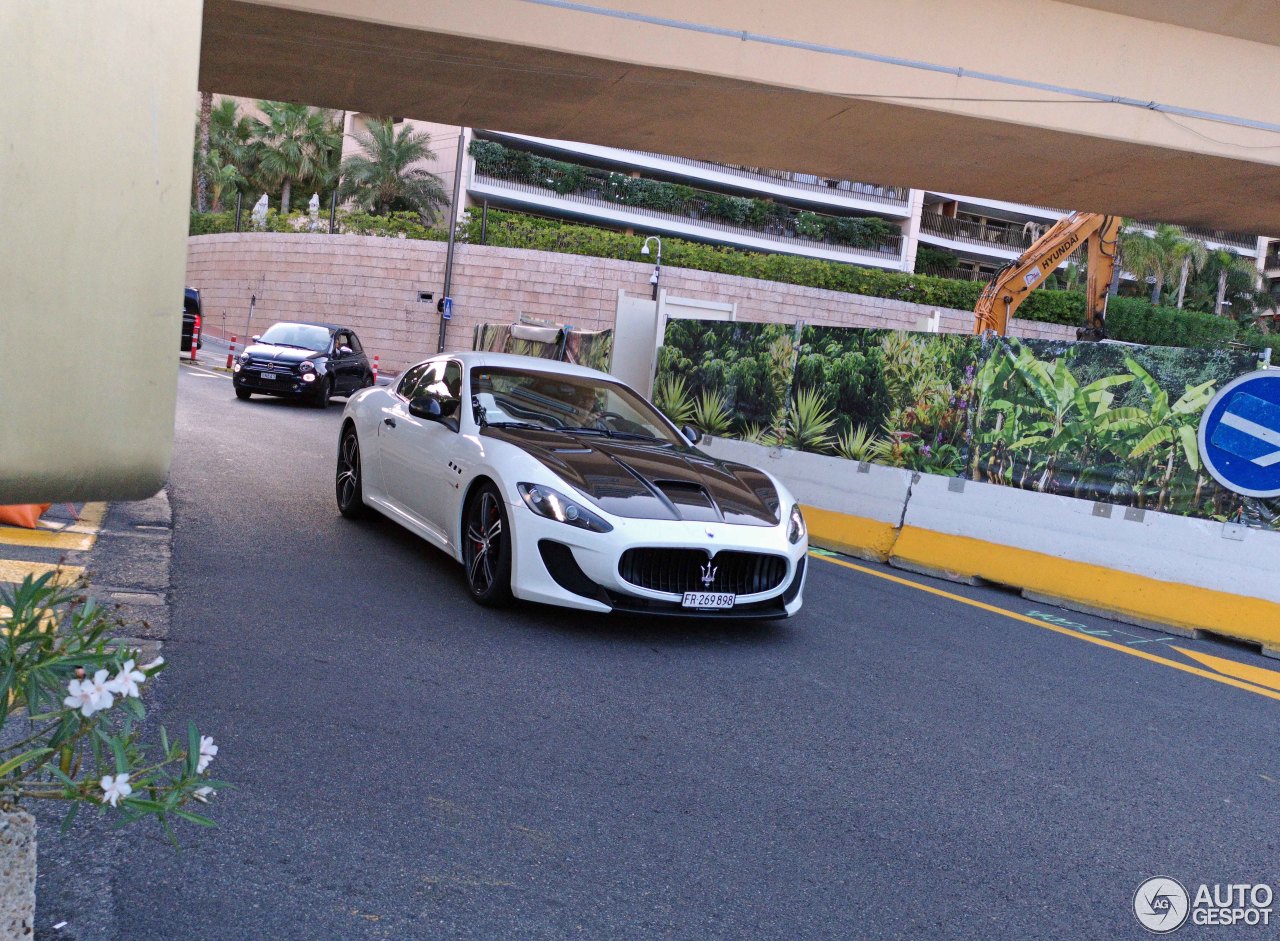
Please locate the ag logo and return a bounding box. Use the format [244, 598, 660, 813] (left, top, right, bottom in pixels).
[1134, 877, 1190, 933]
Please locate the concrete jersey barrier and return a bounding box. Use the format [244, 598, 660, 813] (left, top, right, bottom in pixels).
[702, 437, 1280, 654]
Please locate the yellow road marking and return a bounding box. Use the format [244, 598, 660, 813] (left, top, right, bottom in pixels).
[1172, 646, 1280, 692]
[0, 559, 83, 587]
[810, 552, 1280, 704]
[0, 527, 95, 551]
[0, 501, 107, 551]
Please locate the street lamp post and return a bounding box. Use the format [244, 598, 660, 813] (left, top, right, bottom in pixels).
[641, 236, 662, 301]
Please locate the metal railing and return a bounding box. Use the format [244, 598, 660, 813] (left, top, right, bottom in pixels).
[919, 212, 1033, 251]
[631, 151, 911, 207]
[918, 265, 996, 283]
[472, 170, 904, 260]
[1132, 220, 1256, 250]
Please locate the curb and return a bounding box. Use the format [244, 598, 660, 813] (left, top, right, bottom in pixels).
[801, 504, 1280, 653]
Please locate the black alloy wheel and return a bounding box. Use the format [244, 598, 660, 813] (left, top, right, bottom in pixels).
[462, 484, 513, 606]
[335, 426, 366, 519]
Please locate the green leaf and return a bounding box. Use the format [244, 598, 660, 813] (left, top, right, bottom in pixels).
[1177, 425, 1201, 472]
[187, 722, 200, 777]
[1130, 426, 1173, 458]
[174, 809, 218, 828]
[59, 802, 80, 835]
[0, 747, 52, 778]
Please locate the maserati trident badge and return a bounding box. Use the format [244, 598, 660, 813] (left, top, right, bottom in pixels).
[700, 562, 718, 587]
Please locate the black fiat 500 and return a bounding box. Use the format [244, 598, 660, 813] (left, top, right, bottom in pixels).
[233, 321, 374, 407]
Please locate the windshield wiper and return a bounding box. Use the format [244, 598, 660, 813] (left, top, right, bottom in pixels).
[567, 427, 666, 443]
[263, 342, 311, 350]
[564, 426, 613, 438]
[485, 421, 555, 432]
[606, 431, 666, 442]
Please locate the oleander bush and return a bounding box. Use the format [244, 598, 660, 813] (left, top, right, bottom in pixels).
[0, 574, 225, 838]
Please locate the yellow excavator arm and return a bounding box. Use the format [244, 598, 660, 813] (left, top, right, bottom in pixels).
[972, 212, 1121, 339]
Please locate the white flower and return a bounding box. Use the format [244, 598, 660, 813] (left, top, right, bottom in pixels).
[196, 735, 218, 774]
[86, 669, 115, 713]
[63, 678, 99, 717]
[108, 660, 146, 699]
[100, 773, 132, 807]
[192, 786, 215, 803]
[140, 656, 164, 672]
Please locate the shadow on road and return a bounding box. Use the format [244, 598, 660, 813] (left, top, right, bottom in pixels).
[349, 510, 798, 652]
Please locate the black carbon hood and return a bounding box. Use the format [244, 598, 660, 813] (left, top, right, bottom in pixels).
[483, 427, 781, 526]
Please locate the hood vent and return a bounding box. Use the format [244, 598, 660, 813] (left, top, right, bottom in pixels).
[652, 480, 721, 522]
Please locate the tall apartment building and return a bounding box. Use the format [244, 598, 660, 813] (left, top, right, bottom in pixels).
[255, 103, 1277, 297]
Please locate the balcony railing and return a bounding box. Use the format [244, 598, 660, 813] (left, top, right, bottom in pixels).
[1132, 221, 1256, 251]
[919, 212, 1033, 251]
[631, 152, 911, 207]
[472, 169, 903, 260]
[918, 265, 997, 283]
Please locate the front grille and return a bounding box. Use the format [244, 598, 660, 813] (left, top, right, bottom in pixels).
[618, 548, 788, 596]
[246, 358, 295, 374]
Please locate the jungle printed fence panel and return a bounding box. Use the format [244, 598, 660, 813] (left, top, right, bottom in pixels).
[654, 321, 1280, 530]
[473, 324, 614, 371]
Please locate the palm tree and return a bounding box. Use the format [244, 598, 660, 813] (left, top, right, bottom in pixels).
[195, 92, 212, 212]
[1171, 232, 1208, 309]
[1144, 224, 1187, 304]
[201, 150, 245, 212]
[337, 118, 448, 223]
[1206, 248, 1259, 317]
[1117, 225, 1167, 302]
[251, 101, 341, 214]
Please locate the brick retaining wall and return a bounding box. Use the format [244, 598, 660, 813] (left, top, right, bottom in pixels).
[187, 233, 1075, 374]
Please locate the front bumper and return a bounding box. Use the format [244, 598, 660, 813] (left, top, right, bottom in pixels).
[505, 502, 807, 619]
[233, 367, 316, 398]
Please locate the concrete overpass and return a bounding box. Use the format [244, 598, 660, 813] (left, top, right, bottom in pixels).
[6, 0, 1280, 502]
[201, 0, 1280, 233]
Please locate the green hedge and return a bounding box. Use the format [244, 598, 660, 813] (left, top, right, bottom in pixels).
[469, 139, 898, 252]
[190, 209, 448, 240]
[469, 211, 1251, 349]
[190, 205, 1257, 351]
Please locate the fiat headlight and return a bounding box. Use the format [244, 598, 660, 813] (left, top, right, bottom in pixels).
[518, 483, 613, 533]
[787, 504, 806, 544]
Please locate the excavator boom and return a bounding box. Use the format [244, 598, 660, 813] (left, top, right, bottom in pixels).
[972, 212, 1121, 338]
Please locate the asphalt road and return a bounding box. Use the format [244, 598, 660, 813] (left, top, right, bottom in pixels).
[94, 362, 1280, 939]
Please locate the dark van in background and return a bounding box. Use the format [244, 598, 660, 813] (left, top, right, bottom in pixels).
[181, 287, 202, 353]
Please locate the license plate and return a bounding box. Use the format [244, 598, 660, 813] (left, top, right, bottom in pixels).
[681, 591, 735, 609]
[258, 372, 275, 380]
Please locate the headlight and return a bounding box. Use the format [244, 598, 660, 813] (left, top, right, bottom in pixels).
[298, 361, 316, 374]
[232, 362, 241, 373]
[302, 373, 316, 382]
[787, 503, 806, 544]
[518, 483, 613, 533]
[237, 353, 250, 364]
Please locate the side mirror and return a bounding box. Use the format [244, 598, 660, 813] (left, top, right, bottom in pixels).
[681, 424, 703, 445]
[409, 395, 459, 422]
[251, 335, 261, 343]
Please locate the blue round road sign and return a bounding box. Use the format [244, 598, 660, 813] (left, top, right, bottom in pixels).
[1198, 371, 1280, 498]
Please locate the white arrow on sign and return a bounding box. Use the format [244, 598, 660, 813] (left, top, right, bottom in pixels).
[1221, 406, 1280, 467]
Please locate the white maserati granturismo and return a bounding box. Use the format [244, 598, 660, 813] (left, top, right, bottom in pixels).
[335, 352, 807, 619]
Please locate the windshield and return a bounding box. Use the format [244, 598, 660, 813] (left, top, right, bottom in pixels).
[470, 367, 683, 444]
[259, 323, 331, 352]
